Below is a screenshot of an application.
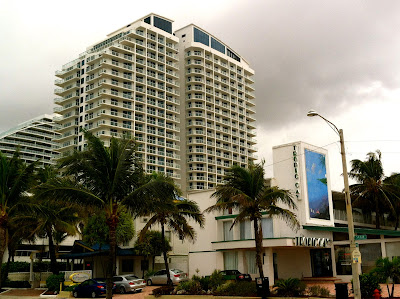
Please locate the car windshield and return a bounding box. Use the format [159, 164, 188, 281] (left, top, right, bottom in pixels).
[126, 275, 139, 280]
[94, 279, 106, 283]
[171, 269, 183, 274]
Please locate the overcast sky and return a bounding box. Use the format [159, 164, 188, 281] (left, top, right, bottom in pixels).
[1, 0, 400, 191]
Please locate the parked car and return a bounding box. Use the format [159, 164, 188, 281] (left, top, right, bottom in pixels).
[147, 269, 188, 285]
[72, 279, 109, 298]
[113, 274, 146, 294]
[220, 270, 252, 281]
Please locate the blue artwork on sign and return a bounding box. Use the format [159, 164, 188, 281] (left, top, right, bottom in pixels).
[305, 149, 330, 220]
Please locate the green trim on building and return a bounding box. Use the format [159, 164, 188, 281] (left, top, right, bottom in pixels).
[303, 225, 400, 236]
[215, 212, 268, 220]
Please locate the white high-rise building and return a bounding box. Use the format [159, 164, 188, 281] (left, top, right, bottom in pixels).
[53, 13, 256, 193]
[0, 114, 61, 167]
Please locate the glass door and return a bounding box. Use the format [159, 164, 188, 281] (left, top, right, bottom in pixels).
[310, 249, 333, 277]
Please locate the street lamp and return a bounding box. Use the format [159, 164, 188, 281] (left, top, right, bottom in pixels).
[307, 110, 361, 299]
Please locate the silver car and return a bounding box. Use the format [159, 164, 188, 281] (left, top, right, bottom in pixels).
[147, 269, 188, 285]
[113, 274, 146, 294]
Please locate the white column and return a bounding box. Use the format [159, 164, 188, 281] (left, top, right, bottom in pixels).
[262, 248, 274, 284]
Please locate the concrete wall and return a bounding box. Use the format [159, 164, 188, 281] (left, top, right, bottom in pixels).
[274, 247, 312, 279]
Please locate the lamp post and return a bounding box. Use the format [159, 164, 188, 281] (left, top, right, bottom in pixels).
[307, 110, 361, 299]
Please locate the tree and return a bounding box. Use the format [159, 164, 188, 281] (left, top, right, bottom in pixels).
[138, 180, 204, 285]
[82, 208, 135, 247]
[36, 131, 177, 299]
[372, 257, 400, 298]
[0, 151, 36, 289]
[349, 151, 400, 229]
[205, 162, 299, 278]
[135, 230, 171, 277]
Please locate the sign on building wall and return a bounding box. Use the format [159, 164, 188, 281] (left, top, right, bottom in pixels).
[305, 149, 330, 220]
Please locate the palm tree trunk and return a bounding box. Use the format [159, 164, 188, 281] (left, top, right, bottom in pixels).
[161, 224, 172, 286]
[0, 224, 8, 290]
[253, 218, 264, 278]
[1, 251, 12, 286]
[106, 207, 118, 299]
[46, 227, 59, 274]
[376, 200, 381, 229]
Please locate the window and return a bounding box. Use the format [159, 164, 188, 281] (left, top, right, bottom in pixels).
[154, 16, 172, 34]
[223, 251, 238, 270]
[240, 220, 251, 240]
[194, 28, 209, 46]
[121, 259, 134, 273]
[211, 38, 225, 54]
[245, 251, 257, 274]
[223, 221, 233, 241]
[261, 218, 273, 238]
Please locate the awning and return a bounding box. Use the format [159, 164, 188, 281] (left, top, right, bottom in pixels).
[303, 225, 400, 237]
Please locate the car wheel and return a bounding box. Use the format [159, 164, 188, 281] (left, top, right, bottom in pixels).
[147, 279, 153, 286]
[120, 286, 126, 294]
[91, 291, 97, 298]
[73, 291, 79, 298]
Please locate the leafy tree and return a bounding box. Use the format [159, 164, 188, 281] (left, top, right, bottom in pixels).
[135, 230, 171, 277]
[349, 151, 400, 229]
[138, 180, 204, 285]
[36, 131, 177, 299]
[0, 151, 36, 289]
[82, 208, 135, 247]
[372, 257, 400, 297]
[205, 162, 299, 278]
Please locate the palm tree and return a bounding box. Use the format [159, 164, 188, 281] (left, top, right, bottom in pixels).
[35, 131, 177, 299]
[0, 150, 36, 289]
[373, 257, 400, 298]
[138, 181, 204, 285]
[135, 230, 172, 277]
[349, 151, 400, 229]
[205, 162, 299, 278]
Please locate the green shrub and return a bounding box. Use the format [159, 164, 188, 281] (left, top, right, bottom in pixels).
[214, 281, 257, 297]
[355, 273, 381, 299]
[4, 280, 31, 288]
[191, 274, 201, 281]
[46, 273, 65, 292]
[308, 285, 330, 297]
[273, 278, 306, 297]
[63, 285, 76, 291]
[209, 269, 224, 291]
[152, 286, 174, 297]
[176, 279, 203, 294]
[199, 276, 210, 291]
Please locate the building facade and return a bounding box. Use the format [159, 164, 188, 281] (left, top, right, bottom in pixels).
[0, 114, 60, 167]
[52, 14, 256, 274]
[53, 14, 256, 193]
[188, 141, 400, 283]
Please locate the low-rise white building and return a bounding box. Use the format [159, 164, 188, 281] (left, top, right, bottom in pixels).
[187, 141, 400, 283]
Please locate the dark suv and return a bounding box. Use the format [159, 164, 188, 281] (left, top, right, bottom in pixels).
[220, 270, 252, 281]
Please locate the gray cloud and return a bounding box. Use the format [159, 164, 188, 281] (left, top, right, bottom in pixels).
[1, 0, 400, 134]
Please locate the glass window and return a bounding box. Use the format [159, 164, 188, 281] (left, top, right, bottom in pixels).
[245, 251, 257, 274]
[121, 259, 134, 273]
[240, 220, 251, 240]
[224, 251, 238, 270]
[359, 243, 382, 273]
[334, 245, 352, 275]
[261, 218, 273, 238]
[154, 16, 172, 34]
[223, 221, 233, 241]
[194, 28, 209, 46]
[211, 38, 225, 54]
[386, 241, 400, 259]
[144, 16, 151, 24]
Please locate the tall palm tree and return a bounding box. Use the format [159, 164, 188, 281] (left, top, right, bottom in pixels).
[138, 181, 204, 285]
[349, 151, 400, 229]
[205, 162, 299, 278]
[0, 150, 36, 289]
[36, 131, 177, 299]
